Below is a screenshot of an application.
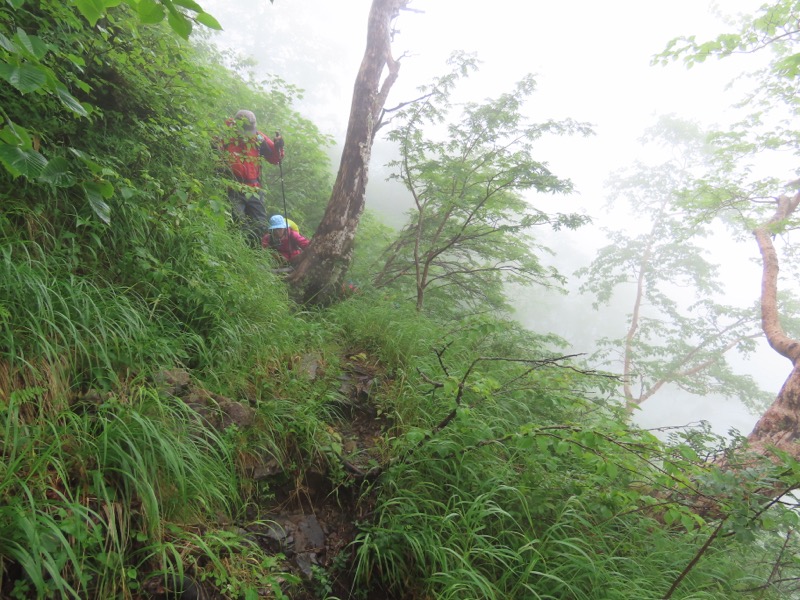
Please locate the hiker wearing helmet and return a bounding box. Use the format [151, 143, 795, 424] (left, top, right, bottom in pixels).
[263, 215, 310, 263]
[220, 110, 285, 246]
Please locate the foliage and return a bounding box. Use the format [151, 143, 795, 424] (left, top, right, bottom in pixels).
[0, 385, 292, 599]
[654, 0, 800, 231]
[351, 355, 800, 599]
[1, 1, 800, 599]
[0, 0, 222, 214]
[374, 52, 592, 314]
[655, 1, 800, 459]
[577, 116, 770, 414]
[0, 0, 335, 392]
[0, 4, 335, 593]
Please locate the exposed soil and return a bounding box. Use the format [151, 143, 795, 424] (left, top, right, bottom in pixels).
[145, 351, 393, 599]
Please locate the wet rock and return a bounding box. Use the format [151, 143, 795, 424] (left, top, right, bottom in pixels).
[182, 389, 222, 429]
[250, 457, 282, 480]
[142, 574, 210, 599]
[181, 390, 255, 431]
[246, 513, 326, 578]
[218, 398, 255, 429]
[298, 352, 324, 380]
[294, 513, 325, 550]
[246, 519, 290, 554]
[294, 552, 317, 579]
[337, 374, 356, 397]
[290, 513, 325, 579]
[151, 369, 191, 396]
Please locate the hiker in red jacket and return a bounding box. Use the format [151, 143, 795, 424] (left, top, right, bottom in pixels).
[262, 215, 309, 263]
[220, 110, 284, 246]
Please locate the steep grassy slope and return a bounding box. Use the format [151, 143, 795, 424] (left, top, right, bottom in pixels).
[2, 3, 799, 599]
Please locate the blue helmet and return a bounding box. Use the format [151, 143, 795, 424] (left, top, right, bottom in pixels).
[269, 215, 287, 229]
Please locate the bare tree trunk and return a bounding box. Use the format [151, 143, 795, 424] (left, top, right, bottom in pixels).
[623, 243, 651, 414]
[288, 0, 409, 304]
[747, 192, 800, 457]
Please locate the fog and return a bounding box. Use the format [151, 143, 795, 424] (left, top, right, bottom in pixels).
[199, 0, 791, 436]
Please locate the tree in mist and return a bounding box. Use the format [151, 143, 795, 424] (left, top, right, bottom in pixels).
[660, 0, 800, 457]
[577, 117, 769, 415]
[287, 0, 410, 304]
[373, 55, 591, 314]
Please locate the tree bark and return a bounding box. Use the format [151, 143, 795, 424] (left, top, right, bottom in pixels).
[747, 192, 800, 457]
[623, 243, 651, 413]
[288, 0, 408, 304]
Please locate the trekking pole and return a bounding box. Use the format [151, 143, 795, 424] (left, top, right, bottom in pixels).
[276, 131, 295, 270]
[279, 161, 288, 225]
[276, 131, 288, 226]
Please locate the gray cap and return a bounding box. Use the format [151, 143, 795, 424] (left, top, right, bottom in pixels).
[234, 110, 257, 135]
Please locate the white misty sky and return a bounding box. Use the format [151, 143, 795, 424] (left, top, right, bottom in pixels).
[200, 0, 790, 436]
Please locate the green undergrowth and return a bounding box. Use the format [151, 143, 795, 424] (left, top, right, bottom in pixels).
[3, 1, 800, 598]
[2, 236, 800, 598]
[0, 385, 289, 599]
[4, 232, 799, 598]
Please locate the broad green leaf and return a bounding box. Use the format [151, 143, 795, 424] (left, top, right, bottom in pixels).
[12, 28, 35, 56]
[0, 32, 15, 53]
[442, 376, 459, 397]
[56, 85, 89, 116]
[677, 445, 699, 461]
[0, 62, 47, 93]
[69, 147, 103, 174]
[65, 53, 86, 69]
[137, 0, 165, 24]
[38, 157, 76, 187]
[172, 0, 203, 11]
[0, 129, 18, 146]
[0, 143, 23, 177]
[84, 181, 112, 224]
[663, 508, 679, 526]
[6, 0, 25, 8]
[29, 36, 50, 60]
[74, 0, 106, 26]
[515, 434, 535, 450]
[680, 513, 696, 531]
[535, 435, 551, 453]
[166, 10, 193, 39]
[92, 179, 114, 198]
[100, 181, 114, 198]
[0, 143, 47, 178]
[405, 428, 425, 445]
[196, 12, 222, 30]
[0, 121, 32, 148]
[13, 29, 47, 59]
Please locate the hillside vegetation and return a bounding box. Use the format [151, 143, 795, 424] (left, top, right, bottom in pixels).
[2, 2, 800, 599]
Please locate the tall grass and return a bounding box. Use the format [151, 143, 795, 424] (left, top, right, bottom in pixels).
[349, 372, 790, 600]
[0, 232, 172, 408]
[0, 195, 314, 403]
[0, 384, 267, 598]
[326, 290, 442, 370]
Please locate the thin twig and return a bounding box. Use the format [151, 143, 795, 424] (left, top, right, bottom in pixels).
[663, 518, 727, 599]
